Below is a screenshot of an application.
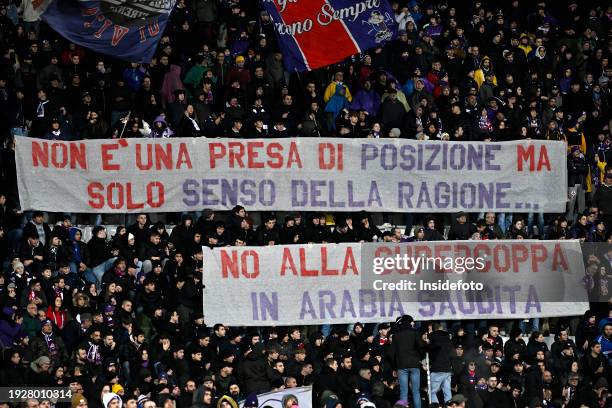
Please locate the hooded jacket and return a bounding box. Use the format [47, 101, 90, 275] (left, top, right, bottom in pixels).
[216, 395, 238, 408]
[87, 226, 111, 267]
[150, 115, 174, 138]
[237, 343, 270, 395]
[474, 56, 497, 88]
[391, 319, 423, 368]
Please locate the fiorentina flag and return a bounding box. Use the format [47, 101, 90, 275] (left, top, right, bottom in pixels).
[263, 0, 397, 71]
[37, 0, 176, 63]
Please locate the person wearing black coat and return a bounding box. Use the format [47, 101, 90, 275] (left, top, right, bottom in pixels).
[504, 327, 527, 362]
[237, 342, 270, 395]
[25, 356, 55, 387]
[447, 212, 471, 240]
[0, 349, 26, 386]
[526, 332, 549, 363]
[178, 105, 202, 137]
[423, 216, 445, 241]
[256, 214, 280, 246]
[427, 323, 454, 406]
[356, 212, 382, 242]
[391, 315, 424, 408]
[19, 231, 45, 275]
[22, 211, 52, 246]
[169, 215, 196, 254]
[313, 358, 342, 404]
[477, 376, 511, 408]
[86, 227, 111, 268]
[279, 215, 301, 245]
[304, 213, 329, 243]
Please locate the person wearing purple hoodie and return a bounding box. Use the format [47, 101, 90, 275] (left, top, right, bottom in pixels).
[150, 115, 174, 138]
[0, 307, 25, 347]
[350, 80, 380, 116]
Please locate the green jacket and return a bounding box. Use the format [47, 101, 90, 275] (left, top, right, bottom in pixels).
[22, 315, 41, 339]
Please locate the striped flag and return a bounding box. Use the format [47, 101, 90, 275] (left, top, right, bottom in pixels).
[263, 0, 397, 71]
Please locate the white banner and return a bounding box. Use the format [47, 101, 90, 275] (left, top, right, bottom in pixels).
[15, 137, 567, 213]
[239, 387, 312, 408]
[202, 241, 588, 326]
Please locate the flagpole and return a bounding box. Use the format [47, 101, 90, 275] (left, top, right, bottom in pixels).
[118, 111, 131, 139]
[425, 352, 431, 406]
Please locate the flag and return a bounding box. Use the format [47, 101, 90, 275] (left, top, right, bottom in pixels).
[262, 0, 397, 71]
[39, 0, 176, 63]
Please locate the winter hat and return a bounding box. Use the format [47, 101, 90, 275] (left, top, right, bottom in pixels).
[396, 315, 414, 325]
[71, 393, 87, 408]
[235, 55, 245, 63]
[111, 384, 124, 394]
[243, 393, 258, 408]
[389, 128, 401, 138]
[30, 356, 51, 372]
[102, 393, 122, 408]
[594, 377, 609, 389]
[12, 260, 25, 271]
[136, 395, 149, 408]
[128, 233, 135, 241]
[216, 396, 238, 408]
[324, 397, 341, 408]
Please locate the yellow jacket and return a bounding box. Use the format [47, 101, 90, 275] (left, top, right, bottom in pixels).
[324, 81, 352, 103]
[474, 56, 497, 88]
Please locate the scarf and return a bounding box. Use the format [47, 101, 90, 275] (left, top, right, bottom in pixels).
[43, 331, 58, 358]
[189, 116, 200, 131]
[114, 266, 126, 278]
[86, 341, 101, 365]
[467, 370, 476, 385]
[37, 100, 49, 117]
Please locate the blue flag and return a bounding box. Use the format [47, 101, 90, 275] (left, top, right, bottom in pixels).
[40, 0, 176, 63]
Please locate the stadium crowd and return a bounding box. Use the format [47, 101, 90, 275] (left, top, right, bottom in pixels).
[0, 0, 611, 407]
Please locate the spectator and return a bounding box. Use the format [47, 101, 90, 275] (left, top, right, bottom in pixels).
[392, 315, 423, 408]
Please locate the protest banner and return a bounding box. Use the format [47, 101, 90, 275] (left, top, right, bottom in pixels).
[15, 137, 567, 213]
[36, 0, 176, 62]
[239, 387, 312, 408]
[262, 0, 397, 71]
[201, 241, 588, 326]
